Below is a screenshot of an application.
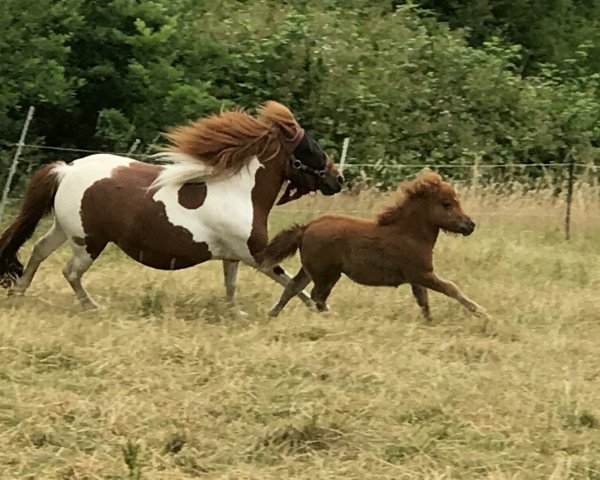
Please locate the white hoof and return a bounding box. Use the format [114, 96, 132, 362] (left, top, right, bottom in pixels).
[227, 304, 248, 317]
[470, 303, 489, 318]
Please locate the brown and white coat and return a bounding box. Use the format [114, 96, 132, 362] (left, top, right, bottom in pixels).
[0, 101, 343, 310]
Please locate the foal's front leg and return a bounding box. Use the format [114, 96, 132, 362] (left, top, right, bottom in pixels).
[415, 272, 488, 317]
[410, 284, 431, 321]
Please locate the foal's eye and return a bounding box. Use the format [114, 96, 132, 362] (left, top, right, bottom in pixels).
[442, 201, 452, 209]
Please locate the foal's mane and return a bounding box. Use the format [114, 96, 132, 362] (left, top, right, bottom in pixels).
[152, 101, 303, 187]
[376, 171, 444, 225]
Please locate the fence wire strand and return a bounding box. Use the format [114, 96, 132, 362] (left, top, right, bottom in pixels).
[0, 141, 592, 239]
[0, 141, 593, 168]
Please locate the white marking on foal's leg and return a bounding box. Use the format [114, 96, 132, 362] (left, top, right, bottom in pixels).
[62, 244, 98, 310]
[11, 222, 67, 295]
[269, 267, 312, 317]
[222, 260, 247, 317]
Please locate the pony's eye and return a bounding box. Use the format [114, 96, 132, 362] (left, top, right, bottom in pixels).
[442, 201, 452, 209]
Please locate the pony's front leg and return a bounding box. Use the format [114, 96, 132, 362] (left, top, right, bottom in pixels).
[415, 273, 488, 318]
[222, 260, 247, 316]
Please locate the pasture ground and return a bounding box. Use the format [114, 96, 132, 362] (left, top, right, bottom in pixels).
[1, 186, 600, 479]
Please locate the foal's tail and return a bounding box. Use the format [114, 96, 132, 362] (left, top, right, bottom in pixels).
[258, 224, 308, 268]
[0, 161, 65, 288]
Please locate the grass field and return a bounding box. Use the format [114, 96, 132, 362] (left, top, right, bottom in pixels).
[1, 186, 600, 479]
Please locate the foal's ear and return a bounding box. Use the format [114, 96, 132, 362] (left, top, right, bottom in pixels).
[412, 171, 443, 197]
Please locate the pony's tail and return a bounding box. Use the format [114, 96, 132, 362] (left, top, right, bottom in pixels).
[0, 161, 65, 288]
[258, 224, 308, 268]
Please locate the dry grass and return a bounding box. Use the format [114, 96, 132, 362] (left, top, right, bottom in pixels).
[1, 187, 600, 479]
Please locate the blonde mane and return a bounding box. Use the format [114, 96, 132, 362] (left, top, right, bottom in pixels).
[151, 101, 304, 188]
[376, 171, 444, 225]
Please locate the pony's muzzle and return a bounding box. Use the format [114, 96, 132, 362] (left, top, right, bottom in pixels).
[319, 175, 343, 195]
[460, 219, 476, 236]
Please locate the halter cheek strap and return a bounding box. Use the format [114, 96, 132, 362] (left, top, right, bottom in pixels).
[275, 123, 327, 205]
[291, 156, 327, 178]
[284, 125, 327, 178]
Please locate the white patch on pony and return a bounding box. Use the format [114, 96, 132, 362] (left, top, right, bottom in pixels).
[53, 154, 133, 239]
[152, 157, 262, 262]
[52, 153, 262, 265]
[150, 152, 213, 189]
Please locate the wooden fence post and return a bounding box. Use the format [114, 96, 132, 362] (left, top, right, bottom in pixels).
[0, 106, 35, 224]
[565, 155, 575, 240]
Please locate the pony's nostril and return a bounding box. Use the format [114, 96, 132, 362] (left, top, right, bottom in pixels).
[337, 175, 345, 184]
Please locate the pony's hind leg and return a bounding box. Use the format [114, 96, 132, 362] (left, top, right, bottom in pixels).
[63, 243, 101, 310]
[11, 221, 67, 295]
[416, 273, 488, 318]
[269, 267, 312, 317]
[410, 284, 431, 321]
[222, 260, 312, 316]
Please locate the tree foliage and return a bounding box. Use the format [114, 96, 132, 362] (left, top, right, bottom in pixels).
[2, 0, 600, 187]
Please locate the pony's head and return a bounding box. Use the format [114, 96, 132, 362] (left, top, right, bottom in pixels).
[158, 101, 343, 202]
[258, 102, 343, 204]
[378, 171, 475, 235]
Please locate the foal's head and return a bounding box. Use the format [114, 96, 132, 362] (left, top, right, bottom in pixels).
[378, 172, 475, 236]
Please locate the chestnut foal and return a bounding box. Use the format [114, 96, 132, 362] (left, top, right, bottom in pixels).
[260, 171, 488, 320]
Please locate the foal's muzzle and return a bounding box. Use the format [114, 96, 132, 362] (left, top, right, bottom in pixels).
[459, 219, 476, 236]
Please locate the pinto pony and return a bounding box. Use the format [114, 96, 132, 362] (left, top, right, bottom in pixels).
[260, 171, 487, 320]
[0, 101, 343, 310]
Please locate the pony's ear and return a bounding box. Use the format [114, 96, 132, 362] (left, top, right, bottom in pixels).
[257, 101, 304, 150]
[278, 121, 305, 149]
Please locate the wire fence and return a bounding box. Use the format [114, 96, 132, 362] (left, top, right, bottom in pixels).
[0, 132, 596, 240]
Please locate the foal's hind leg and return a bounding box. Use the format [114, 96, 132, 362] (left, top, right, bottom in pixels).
[11, 222, 67, 295]
[416, 273, 488, 317]
[261, 265, 313, 307]
[63, 243, 101, 310]
[410, 284, 431, 321]
[311, 271, 341, 312]
[269, 267, 312, 317]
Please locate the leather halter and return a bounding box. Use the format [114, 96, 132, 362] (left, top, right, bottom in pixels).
[275, 124, 328, 205]
[283, 126, 327, 178]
